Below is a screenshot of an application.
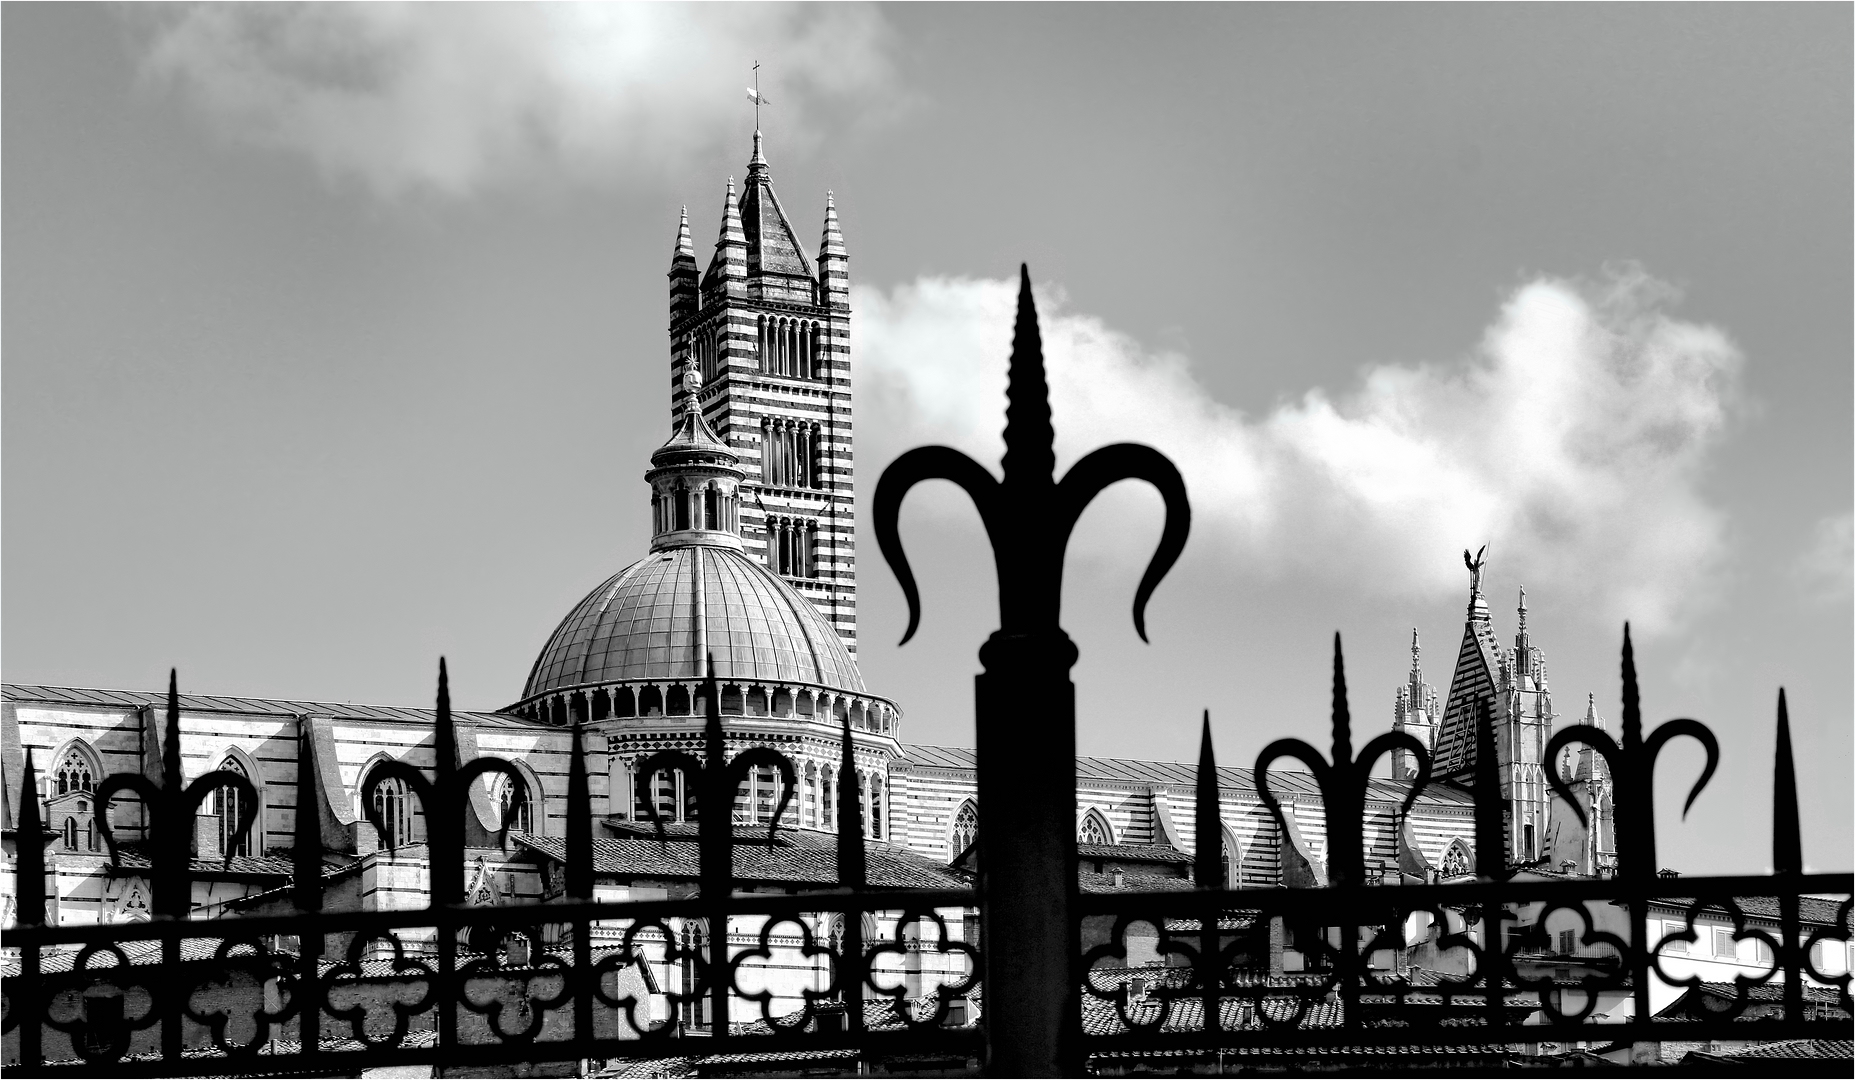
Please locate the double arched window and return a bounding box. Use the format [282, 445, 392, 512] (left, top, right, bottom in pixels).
[495, 774, 535, 833]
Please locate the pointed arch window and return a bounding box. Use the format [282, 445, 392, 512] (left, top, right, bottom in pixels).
[215, 756, 254, 858]
[1079, 810, 1113, 846]
[55, 747, 96, 797]
[370, 772, 416, 850]
[1440, 839, 1473, 879]
[497, 774, 535, 833]
[950, 800, 978, 857]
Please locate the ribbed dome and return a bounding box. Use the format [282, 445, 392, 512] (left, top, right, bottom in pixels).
[524, 545, 864, 699]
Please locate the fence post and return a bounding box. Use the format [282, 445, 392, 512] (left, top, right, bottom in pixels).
[875, 266, 1189, 1075]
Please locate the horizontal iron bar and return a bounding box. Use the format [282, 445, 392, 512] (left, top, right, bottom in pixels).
[11, 1026, 987, 1078]
[1, 889, 982, 949]
[1076, 873, 1854, 918]
[1077, 1018, 1855, 1051]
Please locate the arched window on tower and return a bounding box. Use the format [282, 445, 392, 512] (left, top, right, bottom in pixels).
[950, 800, 978, 857]
[704, 486, 720, 531]
[870, 775, 884, 840]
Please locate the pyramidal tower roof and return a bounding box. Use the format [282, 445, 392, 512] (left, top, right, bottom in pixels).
[738, 130, 815, 280]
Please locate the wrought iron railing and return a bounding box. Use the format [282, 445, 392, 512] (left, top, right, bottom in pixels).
[3, 267, 1849, 1076]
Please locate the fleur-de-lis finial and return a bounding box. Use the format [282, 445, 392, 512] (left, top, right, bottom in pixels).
[1545, 624, 1718, 880]
[873, 263, 1191, 1077]
[1255, 634, 1431, 890]
[874, 265, 1191, 644]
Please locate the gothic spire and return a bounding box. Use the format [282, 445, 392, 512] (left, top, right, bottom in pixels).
[1409, 627, 1422, 676]
[717, 178, 745, 248]
[675, 206, 694, 258]
[749, 128, 769, 176]
[669, 206, 699, 320]
[820, 192, 847, 259]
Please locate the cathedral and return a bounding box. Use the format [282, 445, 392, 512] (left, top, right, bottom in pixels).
[1, 132, 1614, 951]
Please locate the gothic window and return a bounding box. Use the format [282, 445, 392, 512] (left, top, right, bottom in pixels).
[55, 747, 96, 797]
[215, 756, 254, 858]
[1440, 839, 1473, 879]
[497, 774, 534, 833]
[950, 801, 978, 857]
[1079, 810, 1112, 846]
[822, 770, 835, 829]
[370, 773, 416, 850]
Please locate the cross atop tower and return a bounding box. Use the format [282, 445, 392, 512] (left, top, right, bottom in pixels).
[748, 62, 771, 131]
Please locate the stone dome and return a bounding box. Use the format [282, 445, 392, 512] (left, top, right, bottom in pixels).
[523, 544, 865, 700]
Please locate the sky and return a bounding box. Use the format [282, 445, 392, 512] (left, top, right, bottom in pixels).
[4, 4, 1849, 874]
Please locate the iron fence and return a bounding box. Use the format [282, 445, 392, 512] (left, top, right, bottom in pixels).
[3, 267, 1849, 1076]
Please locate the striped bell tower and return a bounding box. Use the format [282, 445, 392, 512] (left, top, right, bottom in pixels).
[667, 130, 858, 651]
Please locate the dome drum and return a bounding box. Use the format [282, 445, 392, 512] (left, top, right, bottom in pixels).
[515, 678, 898, 738]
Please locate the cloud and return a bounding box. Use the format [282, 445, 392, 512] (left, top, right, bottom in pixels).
[1794, 511, 1854, 604]
[854, 267, 1742, 634]
[128, 4, 898, 198]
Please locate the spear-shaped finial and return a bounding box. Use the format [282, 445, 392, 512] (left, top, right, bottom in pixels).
[1772, 689, 1801, 877]
[1194, 712, 1223, 890]
[1001, 265, 1055, 486]
[1619, 624, 1641, 753]
[163, 669, 182, 792]
[838, 713, 866, 889]
[566, 720, 593, 901]
[17, 751, 45, 927]
[1330, 633, 1352, 766]
[293, 722, 323, 913]
[435, 658, 456, 783]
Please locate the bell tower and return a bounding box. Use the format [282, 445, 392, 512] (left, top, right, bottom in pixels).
[667, 131, 858, 651]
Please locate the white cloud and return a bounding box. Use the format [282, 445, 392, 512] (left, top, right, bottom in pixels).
[128, 4, 898, 197]
[1794, 510, 1854, 604]
[855, 267, 1742, 634]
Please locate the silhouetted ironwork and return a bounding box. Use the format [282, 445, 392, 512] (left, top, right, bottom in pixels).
[2, 269, 1848, 1077]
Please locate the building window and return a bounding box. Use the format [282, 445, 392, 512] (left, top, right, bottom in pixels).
[637, 765, 696, 823]
[1713, 928, 1737, 959]
[869, 775, 884, 840]
[216, 756, 254, 858]
[950, 801, 977, 857]
[1079, 810, 1112, 846]
[1559, 929, 1577, 956]
[768, 517, 816, 579]
[370, 773, 416, 850]
[55, 749, 95, 797]
[498, 775, 534, 833]
[1660, 921, 1689, 954]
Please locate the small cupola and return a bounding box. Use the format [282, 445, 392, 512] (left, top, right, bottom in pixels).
[646, 368, 745, 551]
